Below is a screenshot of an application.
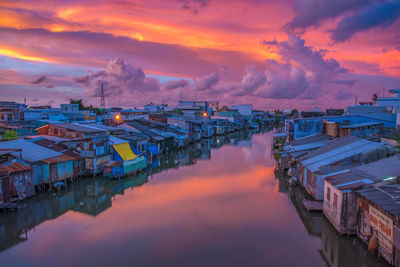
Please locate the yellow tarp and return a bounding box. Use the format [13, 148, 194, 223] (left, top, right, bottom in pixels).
[113, 143, 138, 161]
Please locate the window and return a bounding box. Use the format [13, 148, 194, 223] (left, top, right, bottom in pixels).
[333, 193, 338, 208]
[327, 187, 331, 202]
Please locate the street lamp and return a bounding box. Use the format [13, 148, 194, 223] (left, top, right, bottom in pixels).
[202, 112, 208, 137]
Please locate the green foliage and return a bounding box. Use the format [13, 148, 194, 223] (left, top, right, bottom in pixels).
[274, 114, 282, 127]
[171, 109, 184, 115]
[290, 109, 299, 118]
[2, 130, 18, 140]
[274, 147, 283, 161]
[70, 99, 85, 110]
[70, 99, 106, 115]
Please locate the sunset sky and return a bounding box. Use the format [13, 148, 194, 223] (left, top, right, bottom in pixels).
[0, 0, 399, 109]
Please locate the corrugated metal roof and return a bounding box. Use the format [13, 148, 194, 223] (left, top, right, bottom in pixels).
[32, 139, 82, 160]
[326, 155, 400, 191]
[158, 131, 176, 138]
[299, 136, 359, 161]
[286, 134, 331, 146]
[326, 170, 378, 191]
[299, 136, 384, 171]
[41, 154, 76, 164]
[25, 135, 70, 142]
[351, 154, 400, 180]
[83, 124, 123, 132]
[284, 141, 328, 152]
[51, 123, 105, 133]
[127, 121, 165, 140]
[0, 161, 31, 176]
[356, 185, 400, 216]
[339, 122, 383, 129]
[109, 135, 129, 145]
[0, 139, 62, 162]
[0, 149, 19, 157]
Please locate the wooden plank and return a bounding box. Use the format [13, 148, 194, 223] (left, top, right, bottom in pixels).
[303, 199, 323, 211]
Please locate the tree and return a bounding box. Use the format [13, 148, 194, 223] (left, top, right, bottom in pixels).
[2, 130, 18, 140]
[372, 93, 378, 104]
[290, 109, 299, 118]
[70, 99, 85, 110]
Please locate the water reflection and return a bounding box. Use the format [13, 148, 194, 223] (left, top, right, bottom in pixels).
[0, 130, 389, 267]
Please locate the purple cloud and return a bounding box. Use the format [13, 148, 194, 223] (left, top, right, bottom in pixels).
[285, 0, 372, 31]
[31, 75, 47, 84]
[330, 1, 400, 42]
[0, 27, 250, 80]
[163, 79, 191, 90]
[256, 35, 349, 99]
[180, 0, 210, 14]
[77, 57, 161, 98]
[257, 61, 309, 99]
[235, 65, 266, 96]
[331, 79, 357, 86]
[193, 72, 219, 90]
[334, 88, 356, 100]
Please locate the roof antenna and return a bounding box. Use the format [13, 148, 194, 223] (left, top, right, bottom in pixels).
[100, 83, 105, 109]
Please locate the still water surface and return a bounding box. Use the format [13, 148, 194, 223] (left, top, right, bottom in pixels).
[0, 131, 389, 266]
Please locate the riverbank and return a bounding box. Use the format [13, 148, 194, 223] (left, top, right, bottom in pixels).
[0, 131, 388, 267]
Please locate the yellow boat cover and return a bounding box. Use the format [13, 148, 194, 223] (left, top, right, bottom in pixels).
[113, 143, 138, 161]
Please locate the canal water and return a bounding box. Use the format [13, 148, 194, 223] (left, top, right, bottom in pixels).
[0, 131, 389, 267]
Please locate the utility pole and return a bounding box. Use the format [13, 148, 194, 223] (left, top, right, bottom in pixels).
[100, 83, 105, 109]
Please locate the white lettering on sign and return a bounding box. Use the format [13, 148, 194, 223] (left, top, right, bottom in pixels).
[369, 205, 393, 254]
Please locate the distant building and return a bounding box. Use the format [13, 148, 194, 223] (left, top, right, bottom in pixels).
[377, 88, 400, 108]
[231, 104, 252, 116]
[0, 101, 27, 122]
[176, 101, 218, 117]
[326, 108, 344, 116]
[144, 103, 168, 112]
[60, 104, 80, 113]
[286, 114, 396, 140]
[300, 111, 325, 118]
[323, 120, 383, 138]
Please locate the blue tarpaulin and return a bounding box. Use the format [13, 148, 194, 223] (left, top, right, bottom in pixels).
[147, 144, 159, 156]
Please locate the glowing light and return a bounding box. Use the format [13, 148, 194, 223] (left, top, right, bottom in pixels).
[383, 176, 396, 181]
[115, 114, 121, 120]
[202, 112, 208, 118]
[0, 47, 51, 62]
[51, 25, 65, 32]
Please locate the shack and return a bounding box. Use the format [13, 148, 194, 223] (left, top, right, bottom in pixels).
[0, 139, 74, 188]
[167, 117, 203, 142]
[127, 121, 173, 153]
[323, 155, 400, 235]
[356, 182, 400, 266]
[103, 136, 147, 179]
[29, 137, 85, 177]
[279, 134, 332, 170]
[0, 150, 35, 202]
[37, 123, 112, 175]
[323, 120, 383, 138]
[297, 135, 392, 200]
